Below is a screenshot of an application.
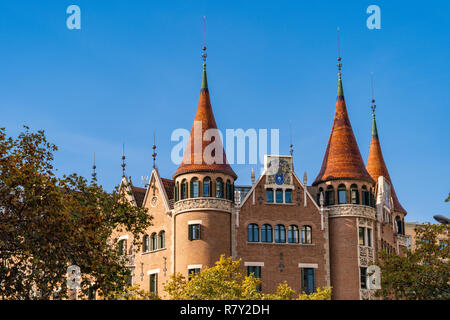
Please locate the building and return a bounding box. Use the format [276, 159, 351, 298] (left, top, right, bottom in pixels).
[112, 49, 408, 300]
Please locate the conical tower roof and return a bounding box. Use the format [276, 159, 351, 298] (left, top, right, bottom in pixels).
[366, 113, 406, 214]
[313, 60, 374, 185]
[173, 62, 237, 179]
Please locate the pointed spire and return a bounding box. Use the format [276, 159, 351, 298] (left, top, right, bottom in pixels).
[121, 144, 126, 178]
[152, 132, 157, 169]
[173, 28, 237, 180]
[366, 76, 406, 214]
[312, 33, 373, 186]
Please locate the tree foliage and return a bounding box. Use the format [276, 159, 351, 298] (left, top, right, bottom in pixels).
[376, 223, 449, 300]
[164, 254, 332, 300]
[0, 126, 152, 299]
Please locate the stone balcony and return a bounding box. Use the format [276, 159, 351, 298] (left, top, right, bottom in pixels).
[174, 197, 234, 214]
[327, 204, 376, 220]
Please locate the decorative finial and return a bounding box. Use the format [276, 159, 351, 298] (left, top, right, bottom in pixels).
[251, 168, 255, 186]
[371, 72, 376, 115]
[202, 16, 207, 64]
[152, 132, 157, 169]
[121, 144, 126, 178]
[303, 172, 307, 185]
[289, 120, 293, 157]
[92, 152, 97, 180]
[337, 27, 342, 77]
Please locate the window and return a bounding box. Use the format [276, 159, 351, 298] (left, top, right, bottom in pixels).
[203, 177, 211, 197]
[151, 233, 157, 250]
[216, 178, 224, 198]
[159, 231, 165, 249]
[285, 189, 292, 203]
[118, 239, 127, 255]
[149, 273, 158, 294]
[301, 268, 315, 294]
[190, 178, 200, 198]
[248, 224, 259, 242]
[395, 216, 402, 235]
[175, 183, 179, 202]
[301, 226, 312, 244]
[406, 236, 412, 249]
[359, 227, 365, 246]
[188, 268, 200, 281]
[338, 184, 347, 204]
[143, 235, 150, 252]
[360, 267, 367, 289]
[350, 184, 359, 204]
[361, 186, 369, 206]
[266, 188, 274, 203]
[188, 224, 201, 241]
[226, 180, 233, 200]
[275, 224, 286, 243]
[247, 266, 262, 292]
[261, 224, 273, 243]
[180, 179, 188, 200]
[325, 186, 335, 205]
[367, 228, 372, 247]
[275, 189, 283, 203]
[288, 225, 299, 243]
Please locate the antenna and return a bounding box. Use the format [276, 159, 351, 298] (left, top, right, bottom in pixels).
[371, 73, 376, 114]
[92, 152, 97, 180]
[121, 144, 126, 178]
[289, 120, 293, 157]
[152, 132, 157, 169]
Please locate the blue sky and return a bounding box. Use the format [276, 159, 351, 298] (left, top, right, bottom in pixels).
[0, 0, 449, 223]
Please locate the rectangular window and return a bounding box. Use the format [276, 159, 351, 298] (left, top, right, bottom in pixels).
[360, 267, 367, 289]
[149, 273, 158, 294]
[285, 190, 292, 203]
[188, 224, 201, 241]
[338, 190, 347, 204]
[301, 268, 315, 294]
[276, 189, 283, 203]
[266, 189, 273, 203]
[247, 266, 262, 292]
[359, 227, 365, 246]
[188, 268, 200, 281]
[367, 228, 372, 247]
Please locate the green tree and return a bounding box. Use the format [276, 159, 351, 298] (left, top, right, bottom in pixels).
[164, 254, 332, 300]
[376, 223, 449, 300]
[0, 126, 152, 299]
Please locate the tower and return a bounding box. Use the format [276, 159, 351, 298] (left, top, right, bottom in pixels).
[172, 45, 237, 276]
[312, 53, 376, 299]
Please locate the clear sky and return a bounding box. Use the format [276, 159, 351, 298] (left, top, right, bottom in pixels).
[1, 0, 449, 223]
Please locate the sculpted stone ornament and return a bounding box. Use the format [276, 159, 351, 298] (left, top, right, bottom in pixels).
[151, 196, 158, 207]
[174, 197, 233, 214]
[328, 204, 376, 219]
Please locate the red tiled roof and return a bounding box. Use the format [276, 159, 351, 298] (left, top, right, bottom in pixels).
[313, 76, 374, 185]
[173, 64, 237, 180]
[130, 186, 146, 207]
[366, 116, 406, 214]
[161, 178, 174, 200]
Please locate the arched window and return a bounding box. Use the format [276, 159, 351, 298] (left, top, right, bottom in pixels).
[275, 224, 286, 243]
[143, 234, 150, 252]
[159, 231, 165, 249]
[325, 186, 335, 205]
[216, 178, 224, 198]
[338, 184, 347, 204]
[248, 224, 259, 242]
[203, 177, 211, 197]
[174, 182, 179, 202]
[190, 178, 200, 198]
[150, 233, 157, 251]
[350, 184, 360, 204]
[288, 225, 299, 243]
[261, 224, 273, 243]
[180, 179, 188, 200]
[395, 216, 402, 235]
[361, 185, 369, 206]
[226, 180, 232, 200]
[118, 239, 127, 255]
[275, 189, 283, 203]
[301, 226, 312, 244]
